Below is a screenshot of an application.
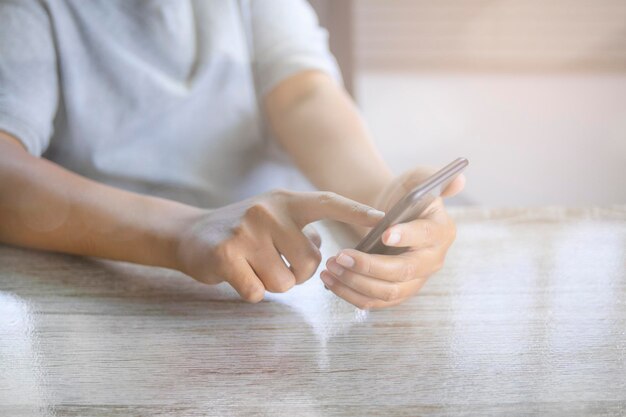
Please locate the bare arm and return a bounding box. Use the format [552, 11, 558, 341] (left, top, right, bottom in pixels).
[0, 131, 201, 269]
[0, 130, 382, 302]
[264, 71, 394, 209]
[264, 71, 466, 309]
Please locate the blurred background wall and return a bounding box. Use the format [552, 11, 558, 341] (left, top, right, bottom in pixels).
[310, 0, 626, 206]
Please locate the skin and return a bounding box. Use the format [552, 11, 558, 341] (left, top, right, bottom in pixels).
[321, 171, 464, 309]
[0, 70, 464, 307]
[265, 71, 465, 309]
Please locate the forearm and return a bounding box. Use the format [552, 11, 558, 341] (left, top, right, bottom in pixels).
[0, 133, 202, 269]
[264, 71, 394, 209]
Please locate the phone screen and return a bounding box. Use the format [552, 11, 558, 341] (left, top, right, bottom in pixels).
[355, 158, 469, 255]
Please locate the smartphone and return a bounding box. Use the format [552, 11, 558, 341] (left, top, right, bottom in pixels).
[355, 157, 469, 255]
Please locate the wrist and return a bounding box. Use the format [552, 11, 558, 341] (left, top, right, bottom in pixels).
[143, 199, 206, 271]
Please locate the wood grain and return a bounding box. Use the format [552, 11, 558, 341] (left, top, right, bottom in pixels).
[1, 207, 625, 416]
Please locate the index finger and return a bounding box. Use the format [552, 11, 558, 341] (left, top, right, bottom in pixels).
[291, 192, 385, 228]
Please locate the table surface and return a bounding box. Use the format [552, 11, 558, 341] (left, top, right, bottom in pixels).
[1, 206, 625, 417]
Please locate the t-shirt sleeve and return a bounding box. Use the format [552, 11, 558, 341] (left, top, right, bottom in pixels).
[247, 0, 343, 97]
[0, 0, 58, 156]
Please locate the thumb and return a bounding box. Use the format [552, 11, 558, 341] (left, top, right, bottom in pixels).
[291, 192, 385, 228]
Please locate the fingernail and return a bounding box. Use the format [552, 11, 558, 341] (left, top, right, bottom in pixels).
[321, 272, 335, 287]
[327, 262, 344, 276]
[386, 231, 401, 246]
[336, 253, 355, 268]
[367, 209, 385, 219]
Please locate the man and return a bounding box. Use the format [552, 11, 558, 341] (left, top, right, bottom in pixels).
[0, 0, 464, 309]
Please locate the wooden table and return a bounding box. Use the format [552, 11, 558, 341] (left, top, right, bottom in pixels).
[1, 207, 625, 416]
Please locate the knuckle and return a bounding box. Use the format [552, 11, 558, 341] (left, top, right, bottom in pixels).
[383, 284, 400, 302]
[214, 241, 239, 265]
[245, 203, 280, 226]
[318, 191, 338, 204]
[230, 223, 250, 240]
[245, 202, 272, 219]
[269, 188, 291, 199]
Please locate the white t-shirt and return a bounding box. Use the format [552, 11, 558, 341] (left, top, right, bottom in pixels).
[0, 0, 341, 207]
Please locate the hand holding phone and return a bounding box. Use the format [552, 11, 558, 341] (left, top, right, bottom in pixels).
[355, 157, 468, 255]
